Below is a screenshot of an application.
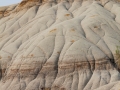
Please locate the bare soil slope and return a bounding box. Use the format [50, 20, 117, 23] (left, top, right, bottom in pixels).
[0, 0, 120, 90]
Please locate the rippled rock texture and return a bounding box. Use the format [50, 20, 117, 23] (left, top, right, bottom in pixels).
[0, 0, 120, 90]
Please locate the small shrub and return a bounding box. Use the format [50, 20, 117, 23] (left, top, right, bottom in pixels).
[31, 54, 34, 57]
[65, 14, 70, 16]
[8, 56, 11, 58]
[71, 29, 75, 32]
[116, 46, 120, 55]
[50, 29, 56, 33]
[115, 45, 120, 68]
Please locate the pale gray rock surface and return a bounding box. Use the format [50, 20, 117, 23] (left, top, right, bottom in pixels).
[0, 0, 120, 90]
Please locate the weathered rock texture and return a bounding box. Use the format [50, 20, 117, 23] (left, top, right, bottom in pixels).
[0, 0, 120, 90]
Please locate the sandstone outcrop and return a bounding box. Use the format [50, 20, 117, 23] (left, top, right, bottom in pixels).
[0, 0, 120, 90]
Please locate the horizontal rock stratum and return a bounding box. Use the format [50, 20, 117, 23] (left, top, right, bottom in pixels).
[0, 0, 120, 90]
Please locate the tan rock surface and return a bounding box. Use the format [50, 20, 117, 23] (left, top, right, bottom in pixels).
[0, 0, 120, 90]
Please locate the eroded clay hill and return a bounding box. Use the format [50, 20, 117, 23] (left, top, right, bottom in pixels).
[0, 0, 120, 90]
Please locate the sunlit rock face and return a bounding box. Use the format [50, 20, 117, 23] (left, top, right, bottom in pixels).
[0, 0, 120, 90]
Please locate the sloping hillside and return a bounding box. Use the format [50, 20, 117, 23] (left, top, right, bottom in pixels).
[0, 0, 120, 90]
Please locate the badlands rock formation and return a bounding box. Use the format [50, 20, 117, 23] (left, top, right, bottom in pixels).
[0, 0, 120, 90]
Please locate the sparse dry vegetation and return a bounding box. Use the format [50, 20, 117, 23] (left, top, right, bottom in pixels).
[19, 0, 39, 7]
[65, 14, 70, 16]
[115, 44, 120, 68]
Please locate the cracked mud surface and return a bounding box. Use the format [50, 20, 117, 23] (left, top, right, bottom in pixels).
[0, 0, 120, 90]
